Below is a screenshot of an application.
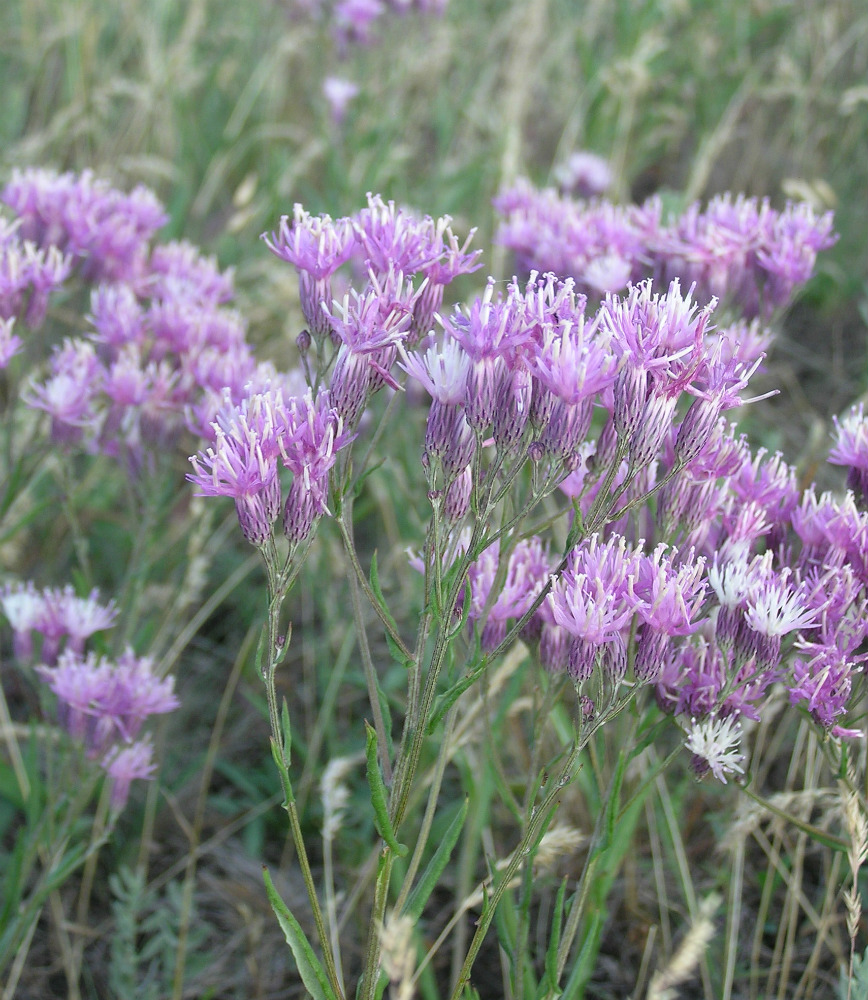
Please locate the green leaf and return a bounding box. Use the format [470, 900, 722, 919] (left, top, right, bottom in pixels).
[262, 867, 338, 1000]
[280, 698, 292, 763]
[404, 798, 469, 921]
[543, 878, 568, 992]
[426, 663, 485, 735]
[365, 724, 407, 856]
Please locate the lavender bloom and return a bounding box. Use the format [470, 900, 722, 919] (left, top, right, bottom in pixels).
[0, 317, 22, 368]
[38, 648, 178, 757]
[549, 535, 637, 681]
[333, 0, 385, 50]
[829, 404, 868, 503]
[3, 168, 168, 283]
[0, 231, 72, 328]
[441, 278, 532, 432]
[494, 180, 652, 296]
[756, 201, 837, 312]
[788, 645, 862, 738]
[325, 270, 417, 420]
[148, 240, 235, 305]
[351, 193, 442, 279]
[262, 206, 356, 339]
[399, 338, 474, 476]
[279, 389, 353, 542]
[553, 152, 613, 198]
[189, 391, 284, 545]
[323, 76, 360, 125]
[36, 585, 118, 661]
[412, 219, 481, 340]
[1, 582, 46, 660]
[102, 739, 156, 812]
[495, 183, 835, 320]
[466, 537, 550, 650]
[24, 338, 106, 445]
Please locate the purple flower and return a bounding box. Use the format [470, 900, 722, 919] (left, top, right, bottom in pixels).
[467, 536, 550, 649]
[38, 647, 177, 757]
[628, 545, 707, 637]
[323, 76, 360, 125]
[351, 193, 441, 279]
[788, 645, 861, 737]
[0, 317, 22, 367]
[36, 585, 118, 661]
[3, 168, 168, 283]
[147, 240, 235, 306]
[279, 389, 353, 541]
[548, 535, 637, 679]
[102, 739, 156, 812]
[24, 338, 105, 444]
[189, 391, 285, 545]
[553, 151, 612, 198]
[262, 206, 355, 339]
[1, 582, 46, 660]
[829, 404, 868, 502]
[440, 278, 533, 431]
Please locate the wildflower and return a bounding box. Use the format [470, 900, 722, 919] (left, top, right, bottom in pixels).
[829, 404, 868, 503]
[788, 645, 862, 737]
[323, 76, 360, 125]
[441, 278, 532, 431]
[685, 715, 745, 783]
[39, 648, 178, 755]
[102, 739, 156, 812]
[0, 581, 45, 660]
[279, 389, 353, 542]
[3, 167, 167, 283]
[0, 317, 22, 367]
[188, 393, 284, 545]
[466, 537, 543, 648]
[352, 193, 441, 278]
[553, 151, 612, 198]
[262, 206, 355, 339]
[24, 338, 105, 444]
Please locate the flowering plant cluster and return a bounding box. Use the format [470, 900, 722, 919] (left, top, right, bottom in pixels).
[184, 185, 862, 997]
[1, 581, 177, 811]
[0, 164, 861, 996]
[0, 167, 289, 468]
[495, 178, 837, 318]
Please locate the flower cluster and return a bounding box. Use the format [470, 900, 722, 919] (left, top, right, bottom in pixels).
[495, 181, 836, 319]
[0, 214, 72, 335]
[1, 169, 288, 466]
[253, 191, 858, 782]
[1, 581, 177, 811]
[264, 193, 480, 348]
[188, 386, 353, 545]
[0, 582, 117, 663]
[2, 168, 168, 284]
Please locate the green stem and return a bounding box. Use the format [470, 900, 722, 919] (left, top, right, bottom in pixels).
[261, 562, 345, 1000]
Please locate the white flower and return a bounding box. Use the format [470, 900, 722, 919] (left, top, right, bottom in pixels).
[685, 715, 745, 784]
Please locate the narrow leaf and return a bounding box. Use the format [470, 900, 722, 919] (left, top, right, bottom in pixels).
[365, 723, 407, 856]
[262, 867, 338, 1000]
[405, 798, 469, 920]
[544, 878, 568, 990]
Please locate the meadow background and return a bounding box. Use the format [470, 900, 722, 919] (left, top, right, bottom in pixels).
[1, 0, 867, 997]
